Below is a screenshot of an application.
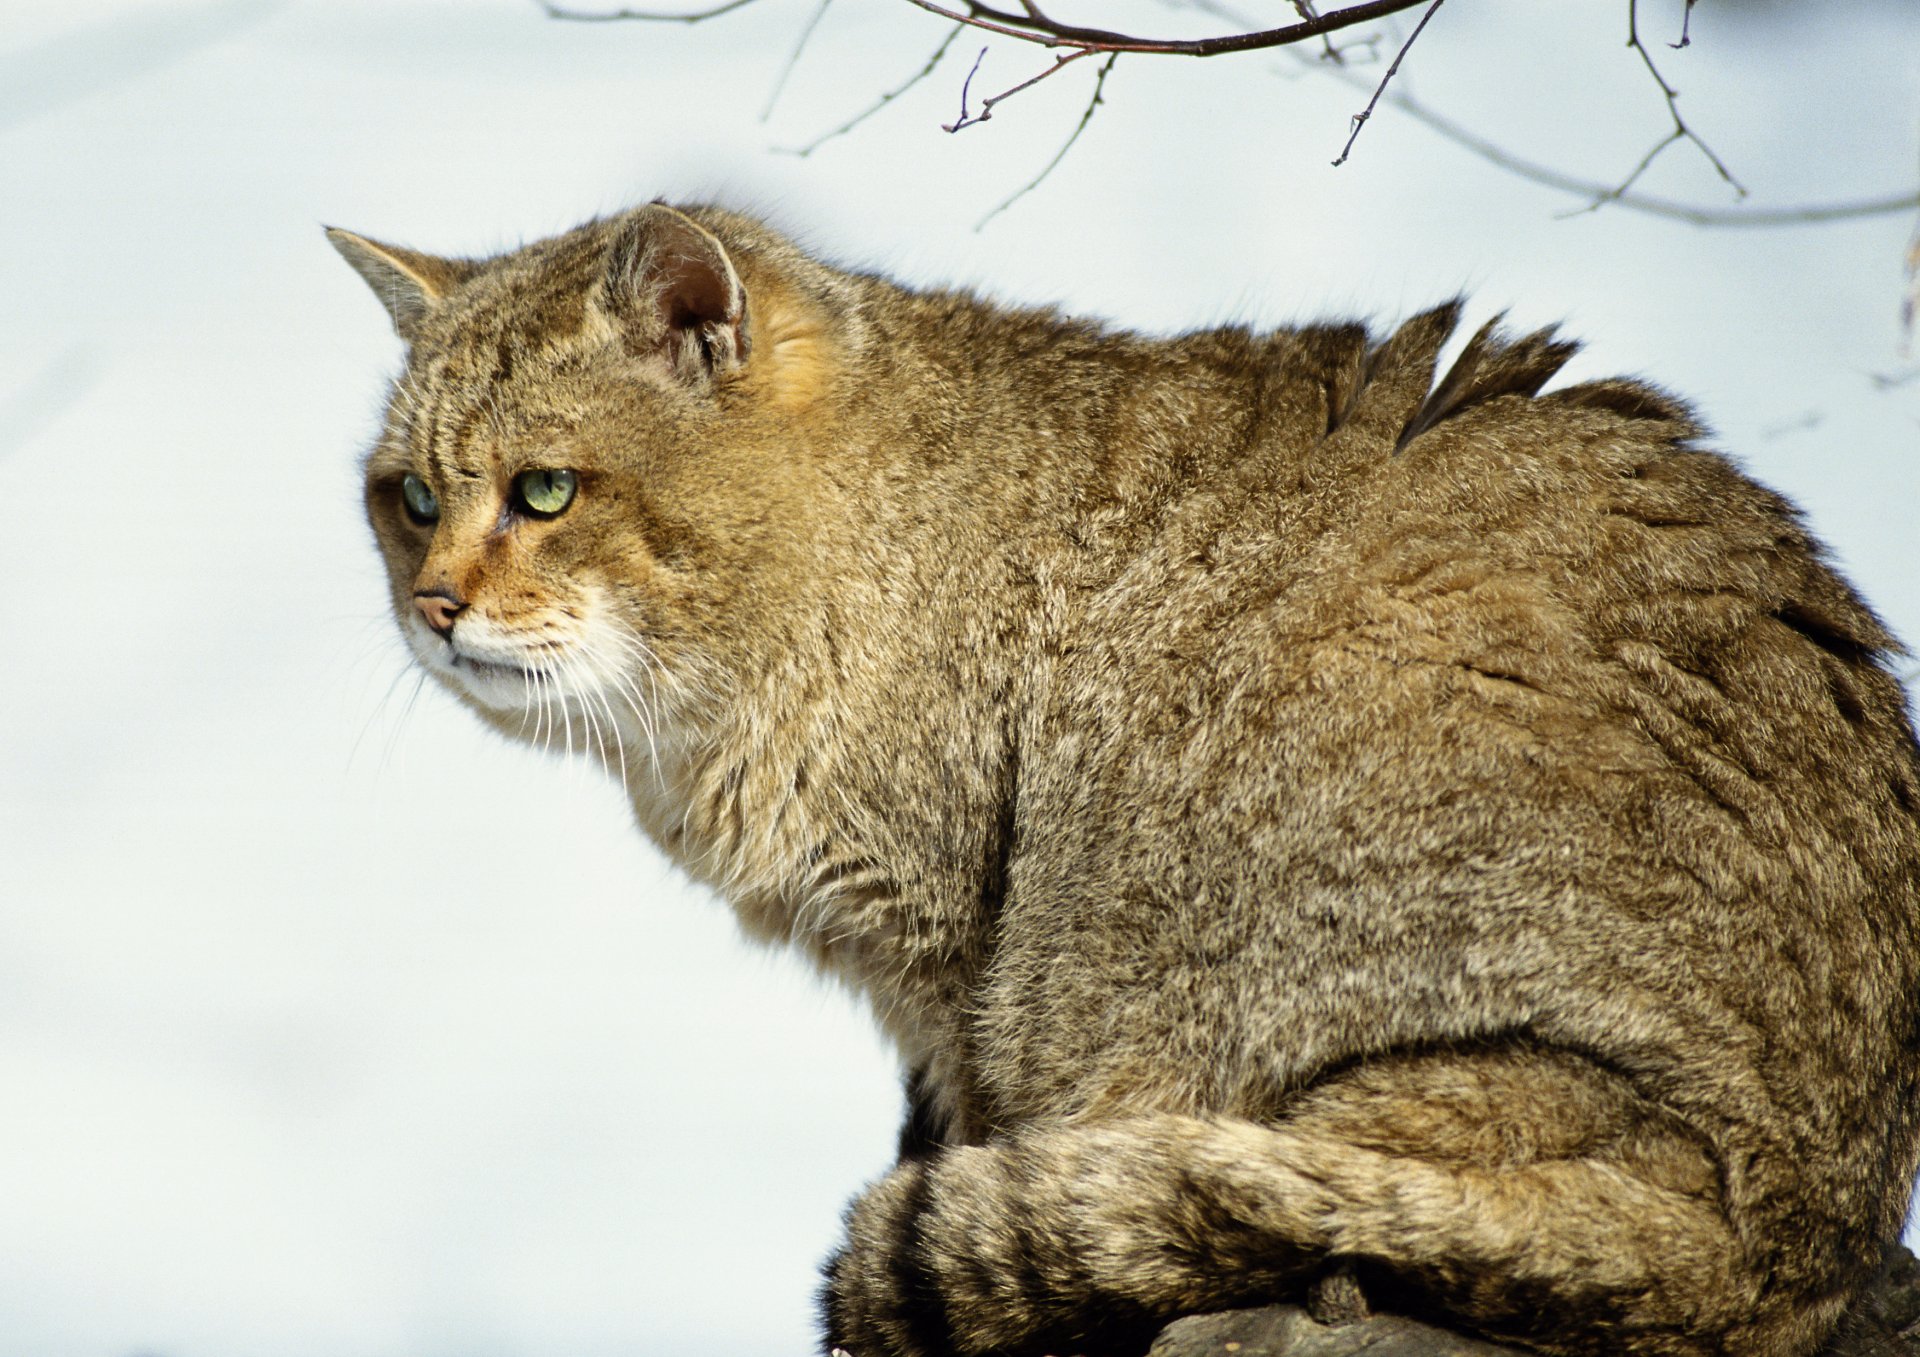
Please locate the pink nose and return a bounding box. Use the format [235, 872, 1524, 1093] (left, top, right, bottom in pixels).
[413, 591, 466, 636]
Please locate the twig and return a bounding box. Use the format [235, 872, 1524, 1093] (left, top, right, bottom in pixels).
[1279, 0, 1346, 62]
[761, 0, 833, 122]
[1903, 209, 1920, 355]
[1670, 0, 1696, 50]
[1759, 409, 1824, 440]
[0, 344, 98, 462]
[1176, 0, 1919, 231]
[1575, 127, 1685, 213]
[0, 0, 290, 132]
[1178, 0, 1379, 67]
[898, 0, 1433, 58]
[944, 47, 1094, 132]
[778, 22, 965, 156]
[976, 51, 1118, 229]
[944, 47, 988, 129]
[537, 0, 765, 20]
[1331, 0, 1442, 167]
[1324, 68, 1919, 228]
[540, 0, 1431, 51]
[1578, 0, 1744, 214]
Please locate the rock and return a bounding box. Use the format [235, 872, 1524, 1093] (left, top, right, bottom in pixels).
[1145, 1305, 1514, 1357]
[1142, 1246, 1920, 1357]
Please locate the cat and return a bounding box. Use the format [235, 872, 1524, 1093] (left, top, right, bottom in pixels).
[330, 201, 1920, 1357]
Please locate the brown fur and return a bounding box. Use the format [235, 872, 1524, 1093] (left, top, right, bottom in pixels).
[330, 203, 1920, 1357]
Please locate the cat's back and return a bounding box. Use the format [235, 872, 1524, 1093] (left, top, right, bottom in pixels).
[1008, 310, 1920, 1164]
[1054, 307, 1917, 877]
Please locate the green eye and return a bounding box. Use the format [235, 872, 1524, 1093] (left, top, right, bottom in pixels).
[400, 473, 439, 524]
[514, 468, 578, 517]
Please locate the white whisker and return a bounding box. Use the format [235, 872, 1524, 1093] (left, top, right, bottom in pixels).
[379, 669, 431, 773]
[348, 653, 425, 773]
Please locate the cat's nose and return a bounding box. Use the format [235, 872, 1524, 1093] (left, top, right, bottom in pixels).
[413, 589, 466, 636]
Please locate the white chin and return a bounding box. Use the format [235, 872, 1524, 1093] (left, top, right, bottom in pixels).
[400, 614, 536, 713]
[438, 653, 535, 713]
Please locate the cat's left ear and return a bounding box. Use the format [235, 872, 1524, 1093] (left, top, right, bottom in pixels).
[602, 204, 749, 386]
[325, 227, 475, 342]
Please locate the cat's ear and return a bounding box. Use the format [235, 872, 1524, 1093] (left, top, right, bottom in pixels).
[602, 204, 749, 385]
[325, 227, 474, 342]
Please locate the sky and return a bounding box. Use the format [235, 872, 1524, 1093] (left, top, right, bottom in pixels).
[0, 2, 1916, 1355]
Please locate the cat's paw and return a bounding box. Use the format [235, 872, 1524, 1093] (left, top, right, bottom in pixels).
[821, 1159, 951, 1357]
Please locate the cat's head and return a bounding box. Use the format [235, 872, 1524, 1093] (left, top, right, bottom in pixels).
[331, 204, 850, 759]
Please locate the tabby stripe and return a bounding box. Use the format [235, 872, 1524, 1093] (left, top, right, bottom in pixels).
[889, 1163, 958, 1357]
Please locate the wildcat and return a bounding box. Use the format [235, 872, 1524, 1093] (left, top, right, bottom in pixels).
[330, 202, 1920, 1357]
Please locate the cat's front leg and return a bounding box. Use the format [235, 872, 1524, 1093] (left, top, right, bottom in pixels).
[818, 1139, 1168, 1357]
[820, 1158, 953, 1357]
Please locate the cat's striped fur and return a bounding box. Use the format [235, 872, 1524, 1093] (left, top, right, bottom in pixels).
[333, 203, 1920, 1357]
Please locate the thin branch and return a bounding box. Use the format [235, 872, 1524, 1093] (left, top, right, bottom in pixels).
[1574, 126, 1686, 213]
[761, 0, 833, 121]
[1759, 409, 1824, 440]
[1192, 0, 1376, 64]
[550, 0, 1918, 236]
[1670, 0, 1696, 50]
[539, 0, 1432, 50]
[1327, 69, 1920, 228]
[537, 0, 766, 20]
[1169, 0, 1919, 231]
[977, 51, 1118, 229]
[0, 0, 290, 132]
[1584, 0, 1744, 214]
[944, 47, 989, 129]
[897, 0, 1434, 58]
[1906, 140, 1920, 356]
[1903, 216, 1920, 355]
[944, 47, 1095, 132]
[0, 345, 99, 462]
[778, 22, 965, 157]
[1331, 0, 1443, 167]
[1305, 2, 1343, 61]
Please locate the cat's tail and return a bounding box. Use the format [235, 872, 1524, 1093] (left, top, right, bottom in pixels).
[821, 1110, 1828, 1357]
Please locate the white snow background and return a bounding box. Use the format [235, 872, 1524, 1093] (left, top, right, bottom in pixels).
[0, 1, 1915, 1354]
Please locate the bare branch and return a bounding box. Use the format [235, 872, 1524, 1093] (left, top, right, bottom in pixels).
[1759, 409, 1824, 440]
[0, 0, 289, 132]
[1571, 127, 1686, 215]
[1178, 0, 1376, 64]
[977, 51, 1118, 229]
[1670, 0, 1696, 50]
[1332, 72, 1919, 228]
[1276, 0, 1343, 62]
[538, 0, 1432, 51]
[1169, 0, 1919, 232]
[761, 0, 834, 121]
[944, 47, 1095, 132]
[1331, 0, 1443, 167]
[537, 0, 766, 21]
[0, 345, 98, 462]
[547, 0, 1919, 238]
[944, 47, 989, 129]
[1584, 0, 1744, 214]
[779, 22, 966, 157]
[1906, 142, 1920, 356]
[896, 0, 1435, 58]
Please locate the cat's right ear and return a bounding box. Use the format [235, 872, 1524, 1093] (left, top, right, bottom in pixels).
[325, 227, 473, 343]
[601, 204, 749, 387]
